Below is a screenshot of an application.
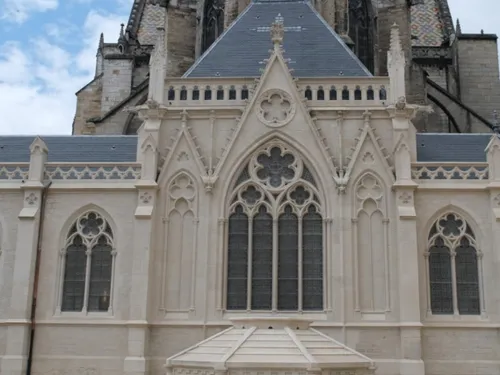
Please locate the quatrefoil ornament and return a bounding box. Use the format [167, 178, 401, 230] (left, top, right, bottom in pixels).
[256, 89, 296, 127]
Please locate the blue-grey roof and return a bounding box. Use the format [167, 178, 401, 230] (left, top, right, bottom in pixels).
[185, 0, 371, 78]
[0, 136, 138, 163]
[416, 133, 491, 162]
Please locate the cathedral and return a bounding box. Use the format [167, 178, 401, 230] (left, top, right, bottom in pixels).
[1, 1, 500, 375]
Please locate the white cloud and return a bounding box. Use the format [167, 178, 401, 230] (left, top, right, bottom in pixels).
[1, 0, 58, 24]
[0, 7, 129, 135]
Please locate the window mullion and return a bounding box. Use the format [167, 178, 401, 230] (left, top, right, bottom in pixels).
[477, 251, 486, 316]
[108, 249, 118, 315]
[450, 250, 459, 316]
[82, 247, 92, 314]
[247, 215, 253, 311]
[298, 216, 303, 312]
[272, 217, 278, 312]
[55, 248, 67, 314]
[424, 253, 432, 316]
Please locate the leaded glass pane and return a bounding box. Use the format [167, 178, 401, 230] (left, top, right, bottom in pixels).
[301, 166, 317, 187]
[251, 207, 273, 310]
[61, 236, 86, 312]
[302, 206, 323, 310]
[349, 0, 374, 73]
[429, 238, 453, 314]
[227, 206, 248, 310]
[455, 238, 480, 315]
[256, 147, 295, 187]
[278, 206, 298, 310]
[88, 237, 112, 312]
[202, 0, 224, 53]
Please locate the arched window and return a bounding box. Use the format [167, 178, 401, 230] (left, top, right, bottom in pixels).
[317, 86, 325, 100]
[217, 85, 224, 100]
[192, 86, 200, 100]
[241, 85, 249, 100]
[205, 85, 212, 100]
[229, 85, 237, 100]
[367, 86, 374, 100]
[354, 86, 362, 100]
[168, 86, 175, 101]
[426, 213, 481, 315]
[379, 86, 387, 101]
[226, 143, 324, 312]
[180, 86, 187, 101]
[329, 86, 337, 100]
[342, 86, 350, 100]
[349, 0, 374, 73]
[304, 86, 312, 100]
[202, 0, 225, 53]
[60, 211, 115, 313]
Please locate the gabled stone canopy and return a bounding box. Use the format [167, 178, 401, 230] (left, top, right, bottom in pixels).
[165, 319, 375, 373]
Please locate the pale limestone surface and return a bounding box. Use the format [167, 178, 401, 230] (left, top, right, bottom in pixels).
[1, 22, 500, 375]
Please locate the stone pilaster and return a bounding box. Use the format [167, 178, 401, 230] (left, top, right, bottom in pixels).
[390, 110, 424, 375]
[124, 134, 159, 375]
[0, 137, 47, 375]
[486, 135, 500, 318]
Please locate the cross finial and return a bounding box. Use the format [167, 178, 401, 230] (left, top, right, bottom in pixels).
[271, 20, 284, 50]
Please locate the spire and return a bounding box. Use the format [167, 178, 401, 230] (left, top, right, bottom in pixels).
[388, 23, 406, 103]
[148, 27, 166, 103]
[118, 23, 126, 43]
[389, 23, 405, 61]
[456, 18, 462, 35]
[99, 32, 104, 49]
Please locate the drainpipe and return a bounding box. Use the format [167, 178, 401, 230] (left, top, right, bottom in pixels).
[26, 181, 52, 375]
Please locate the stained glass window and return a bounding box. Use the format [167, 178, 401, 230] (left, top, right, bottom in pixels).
[226, 143, 323, 312]
[427, 213, 480, 316]
[349, 0, 374, 73]
[202, 0, 224, 53]
[61, 211, 115, 313]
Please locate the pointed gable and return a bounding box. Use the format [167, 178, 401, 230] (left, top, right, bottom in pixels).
[184, 0, 371, 78]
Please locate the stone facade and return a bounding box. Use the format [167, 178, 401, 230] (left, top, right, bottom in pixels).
[1, 21, 500, 375]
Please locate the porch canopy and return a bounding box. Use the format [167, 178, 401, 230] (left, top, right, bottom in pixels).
[165, 318, 375, 375]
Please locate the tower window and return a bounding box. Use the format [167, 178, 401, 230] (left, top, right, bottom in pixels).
[202, 0, 225, 53]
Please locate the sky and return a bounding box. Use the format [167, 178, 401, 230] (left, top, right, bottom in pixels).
[0, 0, 498, 136]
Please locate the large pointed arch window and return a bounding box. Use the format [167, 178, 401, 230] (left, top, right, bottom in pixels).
[58, 211, 116, 313]
[202, 0, 225, 54]
[226, 143, 324, 311]
[349, 0, 374, 73]
[426, 213, 482, 316]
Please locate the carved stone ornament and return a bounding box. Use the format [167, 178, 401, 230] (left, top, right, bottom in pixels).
[256, 89, 296, 128]
[25, 192, 38, 206]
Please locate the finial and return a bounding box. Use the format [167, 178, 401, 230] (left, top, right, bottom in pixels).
[120, 23, 125, 37]
[99, 32, 104, 48]
[455, 18, 462, 35]
[270, 17, 284, 50]
[389, 23, 404, 59]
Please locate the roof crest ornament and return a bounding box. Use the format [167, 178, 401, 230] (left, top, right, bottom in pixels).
[270, 17, 285, 51]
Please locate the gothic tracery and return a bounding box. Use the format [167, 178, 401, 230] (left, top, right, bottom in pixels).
[349, 0, 374, 73]
[202, 0, 225, 54]
[226, 142, 324, 311]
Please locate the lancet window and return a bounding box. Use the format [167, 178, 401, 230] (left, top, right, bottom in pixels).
[59, 211, 115, 313]
[226, 143, 324, 312]
[202, 0, 225, 53]
[426, 213, 482, 316]
[349, 0, 374, 73]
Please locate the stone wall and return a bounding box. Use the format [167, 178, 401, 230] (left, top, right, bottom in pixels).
[166, 6, 197, 77]
[457, 34, 500, 124]
[101, 58, 134, 114]
[73, 75, 103, 135]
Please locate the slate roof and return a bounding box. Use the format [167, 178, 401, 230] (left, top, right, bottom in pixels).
[416, 133, 491, 162]
[185, 0, 371, 78]
[0, 136, 138, 163]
